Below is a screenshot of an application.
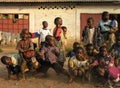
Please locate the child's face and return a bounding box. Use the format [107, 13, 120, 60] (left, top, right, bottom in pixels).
[103, 13, 109, 21]
[6, 58, 12, 65]
[49, 37, 54, 46]
[88, 20, 94, 28]
[76, 49, 83, 60]
[43, 22, 48, 28]
[57, 19, 62, 26]
[87, 46, 94, 55]
[100, 48, 108, 57]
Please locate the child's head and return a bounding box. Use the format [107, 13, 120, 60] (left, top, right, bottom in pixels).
[75, 47, 84, 61]
[1, 56, 12, 65]
[86, 43, 94, 56]
[111, 14, 117, 20]
[45, 35, 54, 46]
[102, 11, 109, 21]
[99, 46, 108, 57]
[62, 26, 67, 34]
[54, 17, 62, 27]
[87, 17, 94, 28]
[20, 28, 29, 39]
[73, 42, 80, 50]
[42, 21, 48, 29]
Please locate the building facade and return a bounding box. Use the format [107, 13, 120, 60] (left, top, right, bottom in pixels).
[0, 0, 120, 47]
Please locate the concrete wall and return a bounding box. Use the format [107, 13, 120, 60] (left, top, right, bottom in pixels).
[0, 4, 120, 47]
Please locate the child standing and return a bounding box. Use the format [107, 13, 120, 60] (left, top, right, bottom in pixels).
[38, 21, 51, 48]
[98, 11, 111, 43]
[53, 17, 65, 67]
[82, 17, 101, 49]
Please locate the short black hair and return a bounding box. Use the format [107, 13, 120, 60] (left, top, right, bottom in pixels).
[99, 46, 107, 52]
[87, 17, 94, 23]
[75, 47, 84, 54]
[86, 43, 94, 50]
[42, 21, 47, 25]
[1, 56, 8, 65]
[45, 35, 53, 42]
[54, 17, 62, 25]
[102, 11, 109, 19]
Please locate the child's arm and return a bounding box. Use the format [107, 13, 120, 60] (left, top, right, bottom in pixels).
[6, 66, 11, 80]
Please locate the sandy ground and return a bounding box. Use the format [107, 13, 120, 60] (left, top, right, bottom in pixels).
[0, 47, 98, 88]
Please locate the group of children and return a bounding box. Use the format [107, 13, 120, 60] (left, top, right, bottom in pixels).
[1, 11, 120, 87]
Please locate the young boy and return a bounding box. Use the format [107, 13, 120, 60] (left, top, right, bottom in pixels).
[1, 54, 21, 80]
[69, 47, 89, 79]
[82, 17, 101, 49]
[98, 11, 111, 43]
[38, 21, 51, 48]
[37, 35, 73, 83]
[17, 29, 38, 78]
[53, 17, 65, 67]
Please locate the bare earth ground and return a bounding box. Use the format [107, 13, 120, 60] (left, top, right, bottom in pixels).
[0, 47, 97, 88]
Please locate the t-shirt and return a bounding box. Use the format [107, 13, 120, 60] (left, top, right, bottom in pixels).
[99, 20, 111, 32]
[39, 29, 51, 42]
[8, 54, 21, 67]
[89, 28, 95, 44]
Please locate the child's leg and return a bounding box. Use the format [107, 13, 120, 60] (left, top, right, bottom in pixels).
[52, 63, 73, 83]
[6, 66, 12, 79]
[14, 65, 21, 80]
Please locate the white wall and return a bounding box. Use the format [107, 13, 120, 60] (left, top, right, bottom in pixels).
[0, 5, 120, 47]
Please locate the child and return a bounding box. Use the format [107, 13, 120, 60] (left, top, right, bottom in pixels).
[86, 43, 97, 64]
[82, 17, 101, 48]
[109, 34, 120, 67]
[109, 14, 118, 46]
[38, 21, 51, 48]
[91, 46, 114, 76]
[98, 11, 111, 44]
[69, 47, 89, 78]
[37, 35, 73, 83]
[53, 17, 65, 67]
[17, 29, 39, 78]
[1, 54, 21, 80]
[67, 42, 84, 58]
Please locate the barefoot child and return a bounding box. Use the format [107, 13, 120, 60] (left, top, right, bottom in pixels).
[1, 54, 21, 80]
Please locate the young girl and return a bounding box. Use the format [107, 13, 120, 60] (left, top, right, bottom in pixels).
[109, 34, 120, 67]
[69, 47, 88, 78]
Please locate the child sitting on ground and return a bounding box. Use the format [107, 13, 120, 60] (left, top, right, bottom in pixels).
[1, 54, 21, 80]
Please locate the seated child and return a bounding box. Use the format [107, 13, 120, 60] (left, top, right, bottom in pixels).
[69, 47, 89, 78]
[109, 34, 120, 67]
[1, 54, 21, 80]
[67, 42, 84, 58]
[91, 46, 114, 77]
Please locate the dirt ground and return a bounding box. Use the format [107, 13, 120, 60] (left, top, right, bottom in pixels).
[0, 47, 100, 88]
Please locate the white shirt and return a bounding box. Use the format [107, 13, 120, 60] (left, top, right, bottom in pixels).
[89, 28, 95, 44]
[39, 28, 51, 42]
[8, 54, 21, 67]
